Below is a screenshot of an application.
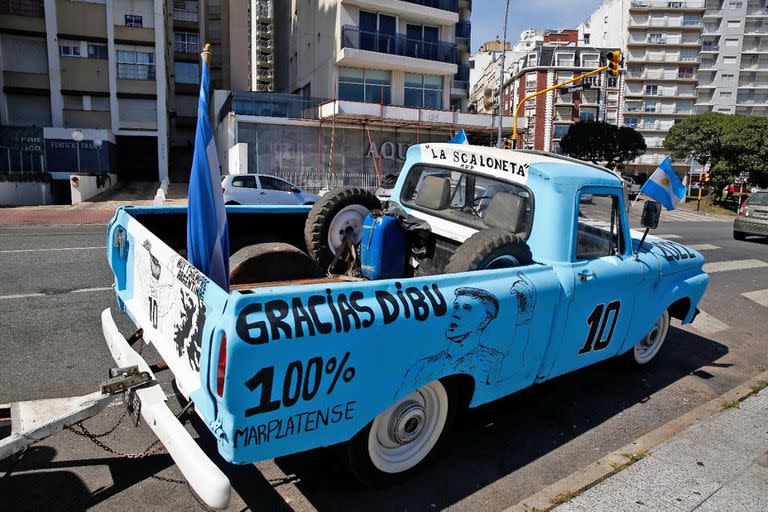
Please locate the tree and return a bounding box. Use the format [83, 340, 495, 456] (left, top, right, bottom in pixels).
[559, 120, 647, 170]
[664, 113, 768, 192]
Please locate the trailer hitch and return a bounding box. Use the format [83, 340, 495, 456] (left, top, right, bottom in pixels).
[101, 365, 153, 427]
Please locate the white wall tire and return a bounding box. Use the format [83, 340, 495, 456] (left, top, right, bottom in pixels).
[346, 379, 455, 484]
[632, 310, 670, 365]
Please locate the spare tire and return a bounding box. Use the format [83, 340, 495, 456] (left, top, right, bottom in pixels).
[304, 187, 381, 269]
[230, 242, 324, 285]
[444, 229, 532, 274]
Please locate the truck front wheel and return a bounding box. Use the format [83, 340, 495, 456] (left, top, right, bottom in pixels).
[629, 310, 670, 365]
[346, 379, 455, 484]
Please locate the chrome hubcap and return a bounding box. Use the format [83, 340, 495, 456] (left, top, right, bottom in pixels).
[389, 403, 426, 445]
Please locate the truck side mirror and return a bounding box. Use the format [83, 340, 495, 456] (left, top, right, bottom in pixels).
[641, 201, 661, 230]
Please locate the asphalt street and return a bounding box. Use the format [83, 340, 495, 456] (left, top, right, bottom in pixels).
[0, 212, 766, 512]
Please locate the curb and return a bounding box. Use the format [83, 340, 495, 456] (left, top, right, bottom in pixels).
[506, 369, 768, 512]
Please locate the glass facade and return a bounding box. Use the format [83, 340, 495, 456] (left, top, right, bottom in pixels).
[337, 68, 391, 104]
[404, 73, 443, 109]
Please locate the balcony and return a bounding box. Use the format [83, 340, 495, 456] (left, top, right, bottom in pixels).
[747, 8, 768, 16]
[173, 0, 198, 22]
[456, 21, 471, 44]
[700, 44, 719, 52]
[744, 46, 768, 53]
[630, 1, 705, 10]
[403, 0, 459, 11]
[703, 9, 722, 17]
[339, 25, 457, 73]
[0, 0, 43, 17]
[454, 63, 469, 82]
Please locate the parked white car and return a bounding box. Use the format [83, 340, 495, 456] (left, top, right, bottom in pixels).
[222, 174, 319, 205]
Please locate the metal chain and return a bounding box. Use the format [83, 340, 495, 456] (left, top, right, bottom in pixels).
[66, 416, 167, 459]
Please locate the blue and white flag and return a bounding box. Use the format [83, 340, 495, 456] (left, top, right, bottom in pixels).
[448, 129, 468, 144]
[187, 53, 229, 290]
[639, 156, 687, 211]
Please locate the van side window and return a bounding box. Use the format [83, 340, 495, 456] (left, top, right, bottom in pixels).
[576, 194, 624, 259]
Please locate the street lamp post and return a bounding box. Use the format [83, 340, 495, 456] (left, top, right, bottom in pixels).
[71, 130, 84, 173]
[496, 0, 511, 148]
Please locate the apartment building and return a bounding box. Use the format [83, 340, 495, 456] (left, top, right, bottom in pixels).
[502, 30, 622, 152]
[0, 0, 169, 181]
[0, 0, 250, 184]
[250, 0, 274, 93]
[697, 0, 768, 117]
[273, 0, 472, 112]
[579, 0, 704, 173]
[468, 30, 544, 114]
[165, 0, 249, 179]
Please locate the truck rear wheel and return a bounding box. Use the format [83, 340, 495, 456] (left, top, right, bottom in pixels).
[629, 310, 670, 365]
[444, 229, 532, 273]
[346, 379, 455, 484]
[304, 187, 381, 270]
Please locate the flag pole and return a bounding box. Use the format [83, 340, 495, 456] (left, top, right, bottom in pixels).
[202, 42, 211, 64]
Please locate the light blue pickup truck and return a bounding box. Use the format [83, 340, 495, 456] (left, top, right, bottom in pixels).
[102, 144, 708, 508]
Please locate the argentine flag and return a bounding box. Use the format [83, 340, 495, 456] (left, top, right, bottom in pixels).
[186, 51, 229, 290]
[639, 157, 687, 211]
[449, 129, 468, 144]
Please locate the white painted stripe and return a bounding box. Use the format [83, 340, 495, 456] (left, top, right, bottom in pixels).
[0, 246, 102, 254]
[0, 286, 112, 300]
[742, 289, 768, 308]
[690, 310, 730, 335]
[0, 292, 46, 300]
[655, 234, 682, 239]
[688, 244, 720, 251]
[71, 286, 113, 293]
[703, 259, 768, 273]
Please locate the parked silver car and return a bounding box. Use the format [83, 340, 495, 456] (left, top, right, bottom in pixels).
[222, 174, 319, 206]
[734, 191, 768, 240]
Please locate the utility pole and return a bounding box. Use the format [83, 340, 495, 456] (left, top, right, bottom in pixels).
[496, 0, 510, 148]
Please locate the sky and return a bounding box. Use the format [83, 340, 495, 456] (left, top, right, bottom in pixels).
[470, 0, 603, 51]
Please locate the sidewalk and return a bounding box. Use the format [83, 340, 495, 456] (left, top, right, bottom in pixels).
[0, 182, 187, 227]
[554, 389, 768, 511]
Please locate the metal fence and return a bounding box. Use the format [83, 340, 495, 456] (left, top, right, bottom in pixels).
[341, 25, 457, 64]
[275, 170, 381, 194]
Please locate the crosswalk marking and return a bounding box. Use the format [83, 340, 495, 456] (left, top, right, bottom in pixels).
[655, 233, 682, 239]
[690, 310, 730, 335]
[703, 259, 768, 273]
[688, 244, 720, 251]
[660, 209, 730, 223]
[742, 289, 768, 308]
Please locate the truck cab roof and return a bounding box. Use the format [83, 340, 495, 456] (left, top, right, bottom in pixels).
[405, 143, 622, 190]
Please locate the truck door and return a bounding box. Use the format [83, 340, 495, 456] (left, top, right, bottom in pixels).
[550, 189, 644, 377]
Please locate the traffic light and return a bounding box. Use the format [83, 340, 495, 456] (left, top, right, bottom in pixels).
[606, 50, 623, 77]
[703, 172, 711, 182]
[504, 137, 513, 149]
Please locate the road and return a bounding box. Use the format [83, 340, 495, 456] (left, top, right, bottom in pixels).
[1, 212, 766, 512]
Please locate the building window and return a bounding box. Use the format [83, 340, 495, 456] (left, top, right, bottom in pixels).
[125, 15, 143, 27]
[358, 10, 397, 52]
[404, 73, 443, 109]
[579, 109, 596, 122]
[584, 33, 590, 44]
[722, 73, 735, 80]
[720, 91, 733, 98]
[555, 52, 575, 66]
[645, 85, 659, 95]
[174, 61, 199, 84]
[728, 1, 742, 8]
[87, 44, 107, 59]
[624, 117, 638, 128]
[723, 56, 737, 64]
[117, 50, 155, 80]
[60, 44, 80, 57]
[727, 19, 741, 27]
[175, 32, 199, 54]
[553, 124, 570, 139]
[338, 67, 391, 104]
[607, 77, 619, 87]
[725, 38, 738, 47]
[581, 53, 599, 68]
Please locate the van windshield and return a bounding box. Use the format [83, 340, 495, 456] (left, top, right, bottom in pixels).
[400, 165, 533, 236]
